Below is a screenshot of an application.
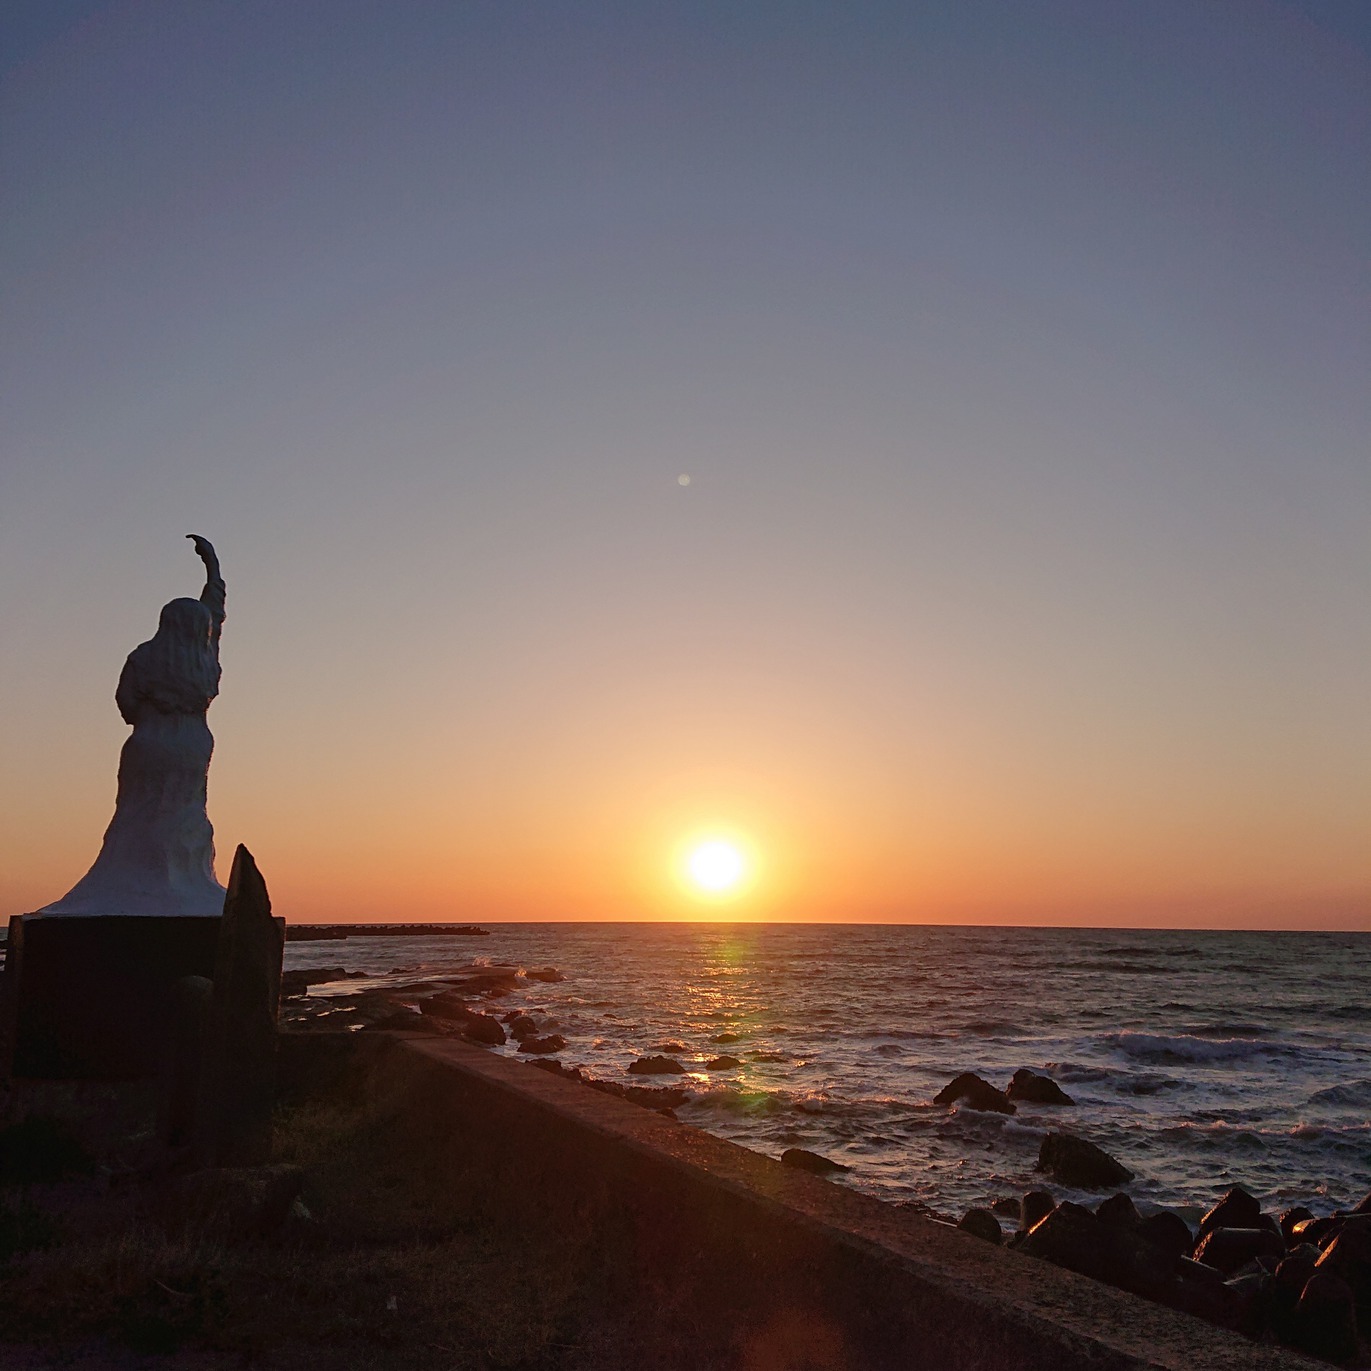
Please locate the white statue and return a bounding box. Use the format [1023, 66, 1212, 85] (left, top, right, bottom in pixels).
[40, 536, 228, 917]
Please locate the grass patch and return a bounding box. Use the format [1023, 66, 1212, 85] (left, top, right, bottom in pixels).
[0, 1116, 94, 1185]
[0, 1075, 611, 1369]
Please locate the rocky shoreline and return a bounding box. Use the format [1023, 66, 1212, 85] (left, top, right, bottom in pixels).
[282, 970, 1370, 1366]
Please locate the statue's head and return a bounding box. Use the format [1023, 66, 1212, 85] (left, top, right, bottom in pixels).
[156, 597, 213, 647]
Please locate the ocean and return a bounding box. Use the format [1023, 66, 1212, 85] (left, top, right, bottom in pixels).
[286, 923, 1371, 1222]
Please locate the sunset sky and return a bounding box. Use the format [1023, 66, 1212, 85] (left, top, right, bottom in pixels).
[2, 1, 1367, 927]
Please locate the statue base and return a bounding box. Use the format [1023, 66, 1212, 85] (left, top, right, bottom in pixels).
[2, 914, 224, 1079]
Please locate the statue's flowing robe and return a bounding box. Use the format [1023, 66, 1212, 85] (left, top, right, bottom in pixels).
[40, 570, 227, 917]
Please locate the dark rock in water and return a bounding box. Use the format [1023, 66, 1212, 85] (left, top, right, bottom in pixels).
[705, 1055, 742, 1070]
[781, 1147, 849, 1175]
[195, 846, 284, 1168]
[933, 1072, 1015, 1114]
[653, 1042, 688, 1054]
[1292, 1271, 1359, 1363]
[364, 1006, 428, 1031]
[160, 1163, 303, 1240]
[629, 1055, 687, 1075]
[959, 1208, 1002, 1244]
[618, 1083, 688, 1111]
[711, 1031, 741, 1043]
[507, 1015, 538, 1042]
[1136, 1210, 1194, 1262]
[461, 1013, 506, 1046]
[1095, 1193, 1140, 1228]
[1355, 1189, 1371, 1216]
[1006, 1068, 1075, 1106]
[1198, 1185, 1261, 1237]
[747, 1050, 787, 1062]
[1192, 1225, 1285, 1276]
[990, 1196, 1020, 1219]
[1280, 1205, 1315, 1242]
[1021, 1189, 1055, 1231]
[529, 1058, 582, 1080]
[525, 966, 564, 983]
[518, 1034, 567, 1055]
[419, 991, 474, 1022]
[280, 967, 346, 997]
[446, 969, 520, 998]
[1036, 1132, 1132, 1189]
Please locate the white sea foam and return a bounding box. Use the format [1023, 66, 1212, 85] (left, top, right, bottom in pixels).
[1105, 1031, 1275, 1064]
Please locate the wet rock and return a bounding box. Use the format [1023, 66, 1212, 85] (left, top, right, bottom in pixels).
[1354, 1189, 1371, 1216]
[1018, 1201, 1185, 1308]
[1095, 1193, 1140, 1228]
[1021, 1189, 1055, 1231]
[461, 1013, 506, 1046]
[365, 1007, 429, 1031]
[1198, 1185, 1261, 1237]
[1037, 1132, 1133, 1189]
[1192, 1225, 1285, 1276]
[629, 1055, 687, 1075]
[507, 1015, 538, 1042]
[1291, 1214, 1340, 1248]
[1224, 1271, 1273, 1337]
[705, 1055, 742, 1070]
[160, 1164, 303, 1240]
[518, 1034, 566, 1055]
[933, 1072, 1016, 1114]
[525, 967, 564, 982]
[959, 1208, 1002, 1244]
[448, 968, 520, 996]
[1292, 1270, 1359, 1363]
[1315, 1213, 1371, 1324]
[419, 991, 474, 1022]
[990, 1197, 1020, 1219]
[1006, 1068, 1075, 1106]
[280, 967, 346, 998]
[1166, 1258, 1244, 1330]
[652, 1042, 688, 1054]
[1135, 1210, 1194, 1262]
[711, 1032, 742, 1043]
[1280, 1205, 1315, 1242]
[1271, 1245, 1322, 1335]
[781, 1147, 849, 1175]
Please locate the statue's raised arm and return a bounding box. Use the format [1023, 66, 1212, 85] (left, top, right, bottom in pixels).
[187, 534, 225, 647]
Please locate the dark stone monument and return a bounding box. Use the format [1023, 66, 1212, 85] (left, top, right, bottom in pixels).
[2, 914, 221, 1078]
[195, 845, 284, 1167]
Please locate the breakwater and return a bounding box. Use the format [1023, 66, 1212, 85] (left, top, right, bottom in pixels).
[281, 1030, 1313, 1370]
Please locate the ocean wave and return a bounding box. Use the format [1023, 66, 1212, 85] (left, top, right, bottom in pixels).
[960, 1020, 1025, 1036]
[1326, 1004, 1371, 1022]
[1178, 1023, 1274, 1039]
[1106, 1031, 1281, 1064]
[1307, 1080, 1371, 1108]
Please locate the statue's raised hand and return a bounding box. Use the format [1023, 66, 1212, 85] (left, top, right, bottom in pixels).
[186, 534, 219, 570]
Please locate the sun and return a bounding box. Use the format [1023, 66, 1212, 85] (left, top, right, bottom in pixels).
[685, 839, 748, 895]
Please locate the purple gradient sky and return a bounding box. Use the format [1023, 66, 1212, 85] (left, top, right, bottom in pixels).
[2, 1, 1368, 925]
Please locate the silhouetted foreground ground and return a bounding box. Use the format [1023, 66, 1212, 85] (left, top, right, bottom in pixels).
[0, 1077, 668, 1370]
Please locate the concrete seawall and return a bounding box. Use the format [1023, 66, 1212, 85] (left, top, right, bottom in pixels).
[282, 1031, 1314, 1370]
